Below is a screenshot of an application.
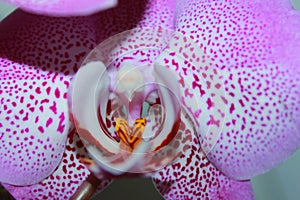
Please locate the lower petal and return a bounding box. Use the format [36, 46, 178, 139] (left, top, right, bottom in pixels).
[152, 137, 254, 200]
[2, 131, 111, 199]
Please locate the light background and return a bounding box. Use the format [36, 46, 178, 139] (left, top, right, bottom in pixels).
[0, 0, 300, 199]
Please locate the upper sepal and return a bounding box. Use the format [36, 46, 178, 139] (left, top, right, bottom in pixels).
[2, 0, 117, 16]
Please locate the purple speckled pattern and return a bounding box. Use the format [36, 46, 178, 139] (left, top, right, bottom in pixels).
[0, 0, 299, 199]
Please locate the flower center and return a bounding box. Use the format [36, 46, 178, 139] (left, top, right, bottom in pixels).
[70, 60, 189, 176]
[69, 28, 197, 177]
[115, 117, 146, 151]
[113, 62, 148, 125]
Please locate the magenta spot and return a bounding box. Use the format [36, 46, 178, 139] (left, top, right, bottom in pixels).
[221, 96, 228, 104]
[57, 112, 65, 134]
[229, 103, 235, 114]
[35, 87, 42, 94]
[206, 98, 214, 109]
[41, 99, 50, 104]
[55, 88, 60, 98]
[35, 116, 39, 123]
[22, 112, 29, 121]
[46, 87, 51, 95]
[64, 81, 70, 87]
[239, 99, 245, 107]
[50, 101, 57, 114]
[207, 115, 220, 127]
[169, 52, 176, 56]
[38, 126, 45, 133]
[215, 83, 221, 89]
[171, 59, 179, 70]
[46, 118, 53, 127]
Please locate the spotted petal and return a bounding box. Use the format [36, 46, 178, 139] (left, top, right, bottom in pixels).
[2, 131, 111, 199]
[152, 137, 254, 200]
[164, 0, 300, 180]
[2, 0, 117, 16]
[0, 10, 98, 185]
[0, 0, 176, 196]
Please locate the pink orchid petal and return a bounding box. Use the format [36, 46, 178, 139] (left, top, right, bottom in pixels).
[168, 0, 300, 179]
[2, 131, 111, 199]
[3, 0, 117, 16]
[152, 137, 254, 200]
[0, 10, 96, 185]
[0, 0, 176, 192]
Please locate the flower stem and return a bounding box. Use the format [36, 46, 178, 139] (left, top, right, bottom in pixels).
[70, 174, 101, 200]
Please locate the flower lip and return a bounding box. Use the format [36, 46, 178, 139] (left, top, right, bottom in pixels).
[70, 60, 187, 175]
[69, 28, 196, 176]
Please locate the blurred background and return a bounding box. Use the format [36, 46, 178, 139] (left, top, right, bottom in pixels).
[1, 0, 300, 199]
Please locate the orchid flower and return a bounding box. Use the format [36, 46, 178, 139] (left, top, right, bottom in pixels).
[1, 0, 300, 199]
